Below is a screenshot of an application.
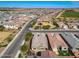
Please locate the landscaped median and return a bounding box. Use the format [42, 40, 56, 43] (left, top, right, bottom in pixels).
[18, 32, 33, 58]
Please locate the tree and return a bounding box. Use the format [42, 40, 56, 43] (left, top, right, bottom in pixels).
[0, 25, 5, 31]
[25, 32, 32, 41]
[18, 53, 22, 58]
[53, 21, 59, 27]
[7, 36, 12, 42]
[37, 52, 41, 56]
[31, 21, 36, 27]
[42, 25, 50, 29]
[21, 43, 28, 53]
[34, 26, 40, 29]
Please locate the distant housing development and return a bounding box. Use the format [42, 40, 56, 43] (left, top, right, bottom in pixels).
[0, 11, 36, 29]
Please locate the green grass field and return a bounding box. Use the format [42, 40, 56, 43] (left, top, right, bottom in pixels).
[61, 12, 79, 18]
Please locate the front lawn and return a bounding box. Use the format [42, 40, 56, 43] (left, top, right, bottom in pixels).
[58, 50, 73, 56]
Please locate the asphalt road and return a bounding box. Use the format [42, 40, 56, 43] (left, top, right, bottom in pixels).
[30, 29, 79, 33]
[0, 19, 35, 58]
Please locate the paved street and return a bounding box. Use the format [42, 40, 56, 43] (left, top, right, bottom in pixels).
[0, 18, 35, 58]
[30, 29, 79, 33]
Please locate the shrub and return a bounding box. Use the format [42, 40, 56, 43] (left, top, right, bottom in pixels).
[34, 26, 40, 29]
[25, 32, 32, 41]
[31, 21, 36, 27]
[0, 25, 5, 31]
[21, 43, 28, 53]
[18, 53, 22, 58]
[42, 25, 50, 29]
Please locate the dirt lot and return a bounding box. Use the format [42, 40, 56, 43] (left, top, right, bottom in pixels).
[0, 31, 12, 53]
[0, 31, 12, 43]
[0, 30, 17, 53]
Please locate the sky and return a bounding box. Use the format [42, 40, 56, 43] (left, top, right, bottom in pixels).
[0, 1, 79, 8]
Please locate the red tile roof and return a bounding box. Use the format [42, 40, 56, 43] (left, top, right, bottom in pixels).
[47, 33, 68, 49]
[55, 33, 68, 47]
